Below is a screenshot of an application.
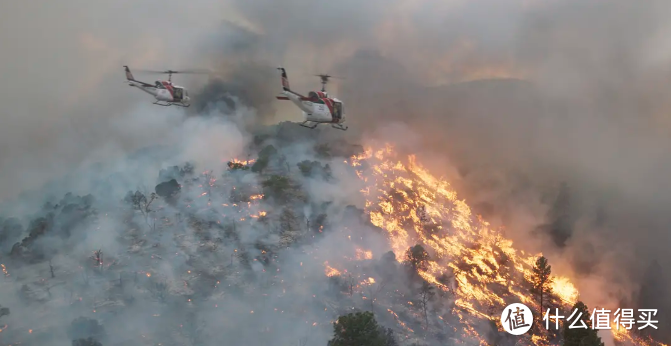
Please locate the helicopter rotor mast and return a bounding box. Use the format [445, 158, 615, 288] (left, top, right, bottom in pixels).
[315, 74, 340, 92]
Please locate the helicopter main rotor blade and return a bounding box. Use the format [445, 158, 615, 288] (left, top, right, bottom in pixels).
[133, 68, 213, 74]
[314, 74, 344, 79]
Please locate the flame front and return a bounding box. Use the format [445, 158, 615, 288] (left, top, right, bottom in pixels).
[346, 144, 655, 345]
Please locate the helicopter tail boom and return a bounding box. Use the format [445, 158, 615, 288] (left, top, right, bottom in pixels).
[123, 66, 154, 88]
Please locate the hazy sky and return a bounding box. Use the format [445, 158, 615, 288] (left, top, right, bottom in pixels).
[3, 2, 671, 324]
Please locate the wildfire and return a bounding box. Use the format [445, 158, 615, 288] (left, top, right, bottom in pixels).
[551, 276, 579, 305]
[238, 158, 255, 165]
[346, 145, 637, 345]
[250, 211, 267, 218]
[324, 261, 341, 277]
[1, 264, 8, 277]
[355, 248, 373, 260]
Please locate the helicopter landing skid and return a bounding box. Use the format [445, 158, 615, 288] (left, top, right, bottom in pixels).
[331, 123, 348, 131]
[153, 101, 190, 108]
[299, 121, 319, 129]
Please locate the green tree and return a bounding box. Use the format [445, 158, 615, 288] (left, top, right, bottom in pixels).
[315, 143, 331, 158]
[563, 301, 604, 346]
[251, 145, 278, 173]
[262, 175, 291, 202]
[251, 157, 269, 173]
[327, 312, 387, 346]
[531, 256, 553, 313]
[258, 144, 278, 158]
[405, 245, 430, 271]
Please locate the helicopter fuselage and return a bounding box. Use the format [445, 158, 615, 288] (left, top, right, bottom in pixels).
[279, 90, 345, 124]
[128, 80, 190, 106]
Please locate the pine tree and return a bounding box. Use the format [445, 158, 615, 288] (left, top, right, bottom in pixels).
[419, 281, 435, 329]
[563, 301, 604, 346]
[531, 256, 553, 314]
[327, 312, 387, 346]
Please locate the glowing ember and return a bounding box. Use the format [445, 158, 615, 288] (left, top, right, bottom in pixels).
[146, 273, 151, 277]
[250, 211, 267, 218]
[1, 264, 8, 277]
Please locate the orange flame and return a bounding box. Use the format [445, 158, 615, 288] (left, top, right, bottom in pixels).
[324, 261, 341, 277]
[355, 248, 373, 260]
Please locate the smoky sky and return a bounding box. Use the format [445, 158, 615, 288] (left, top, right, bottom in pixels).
[3, 0, 671, 331]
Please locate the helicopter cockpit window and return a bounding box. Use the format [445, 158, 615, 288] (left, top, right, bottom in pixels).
[334, 102, 343, 119]
[308, 91, 324, 104]
[155, 81, 165, 89]
[174, 87, 183, 100]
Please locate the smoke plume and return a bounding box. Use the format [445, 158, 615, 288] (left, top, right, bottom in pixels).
[2, 0, 671, 344]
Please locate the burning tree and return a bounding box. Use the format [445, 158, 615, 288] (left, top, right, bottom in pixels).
[405, 244, 430, 272]
[227, 161, 250, 171]
[531, 256, 553, 313]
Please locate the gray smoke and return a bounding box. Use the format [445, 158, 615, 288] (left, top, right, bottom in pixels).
[3, 0, 671, 344]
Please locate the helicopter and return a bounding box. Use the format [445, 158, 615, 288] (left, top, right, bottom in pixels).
[123, 66, 209, 107]
[275, 67, 347, 131]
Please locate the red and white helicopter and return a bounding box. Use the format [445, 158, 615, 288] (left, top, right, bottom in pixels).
[123, 66, 208, 107]
[276, 67, 347, 131]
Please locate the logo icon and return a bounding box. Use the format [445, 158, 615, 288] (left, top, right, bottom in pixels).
[501, 303, 533, 335]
